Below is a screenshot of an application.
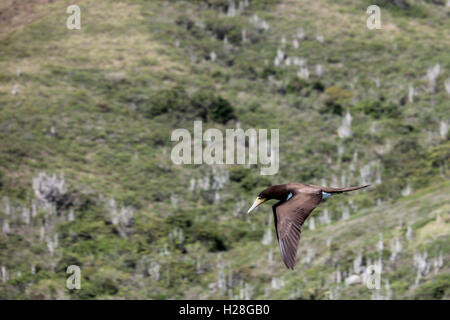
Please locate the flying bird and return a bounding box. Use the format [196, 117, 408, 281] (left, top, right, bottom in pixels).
[247, 183, 369, 269]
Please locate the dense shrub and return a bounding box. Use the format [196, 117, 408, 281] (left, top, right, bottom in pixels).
[165, 210, 229, 252]
[320, 86, 352, 115]
[144, 86, 235, 124]
[373, 0, 411, 8]
[188, 0, 280, 11]
[261, 65, 280, 78]
[190, 89, 236, 124]
[368, 0, 428, 17]
[382, 137, 425, 179]
[286, 76, 325, 95]
[175, 16, 195, 31]
[413, 274, 450, 299]
[240, 174, 271, 192]
[229, 166, 249, 183]
[0, 169, 4, 190]
[393, 123, 417, 135]
[229, 166, 270, 191]
[427, 142, 450, 168]
[354, 100, 401, 119]
[147, 86, 190, 117]
[423, 0, 446, 5]
[286, 76, 309, 94]
[205, 17, 243, 44]
[187, 0, 230, 11]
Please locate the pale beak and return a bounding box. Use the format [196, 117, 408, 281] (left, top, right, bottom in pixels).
[247, 197, 266, 214]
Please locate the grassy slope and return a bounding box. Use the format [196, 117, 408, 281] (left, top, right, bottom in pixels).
[0, 0, 449, 299]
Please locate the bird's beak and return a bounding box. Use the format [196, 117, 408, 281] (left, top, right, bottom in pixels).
[247, 197, 266, 214]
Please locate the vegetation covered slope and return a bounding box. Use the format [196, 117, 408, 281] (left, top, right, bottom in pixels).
[0, 0, 449, 299]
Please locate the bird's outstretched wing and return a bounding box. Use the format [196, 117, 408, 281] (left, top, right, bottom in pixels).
[310, 184, 369, 194]
[272, 191, 322, 269]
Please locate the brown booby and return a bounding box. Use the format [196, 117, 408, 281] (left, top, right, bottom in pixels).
[247, 183, 369, 269]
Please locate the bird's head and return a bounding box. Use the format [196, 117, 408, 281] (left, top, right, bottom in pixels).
[247, 185, 288, 214]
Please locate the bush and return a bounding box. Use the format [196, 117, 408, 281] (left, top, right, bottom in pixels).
[369, 0, 428, 18]
[320, 86, 352, 115]
[354, 100, 401, 119]
[382, 137, 425, 180]
[427, 142, 450, 168]
[175, 16, 195, 31]
[190, 89, 236, 124]
[205, 17, 243, 44]
[413, 274, 450, 299]
[228, 166, 270, 191]
[146, 86, 190, 117]
[286, 77, 325, 96]
[144, 86, 235, 124]
[229, 166, 249, 183]
[189, 0, 280, 10]
[0, 169, 4, 190]
[187, 0, 230, 11]
[286, 76, 309, 94]
[240, 174, 271, 192]
[165, 209, 229, 252]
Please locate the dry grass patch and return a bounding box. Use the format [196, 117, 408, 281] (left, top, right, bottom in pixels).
[0, 0, 61, 37]
[416, 204, 450, 242]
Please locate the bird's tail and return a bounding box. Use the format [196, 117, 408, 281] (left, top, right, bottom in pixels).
[318, 185, 369, 194]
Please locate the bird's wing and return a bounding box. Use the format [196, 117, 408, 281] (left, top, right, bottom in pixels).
[272, 190, 322, 269]
[309, 184, 369, 194]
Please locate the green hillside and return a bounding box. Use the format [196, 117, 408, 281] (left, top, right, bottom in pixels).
[0, 0, 449, 299]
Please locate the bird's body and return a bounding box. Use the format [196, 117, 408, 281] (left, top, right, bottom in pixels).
[247, 183, 369, 269]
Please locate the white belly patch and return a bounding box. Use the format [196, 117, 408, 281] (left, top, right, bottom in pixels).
[321, 192, 333, 200]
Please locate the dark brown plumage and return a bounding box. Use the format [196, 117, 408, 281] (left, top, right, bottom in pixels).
[247, 183, 369, 269]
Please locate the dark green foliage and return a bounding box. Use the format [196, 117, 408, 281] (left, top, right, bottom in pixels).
[381, 136, 432, 187]
[354, 100, 401, 119]
[187, 0, 281, 11]
[365, 0, 428, 17]
[261, 65, 281, 79]
[374, 0, 411, 8]
[189, 89, 236, 124]
[311, 81, 325, 92]
[186, 0, 230, 11]
[146, 86, 190, 117]
[175, 16, 195, 31]
[229, 166, 249, 183]
[143, 86, 235, 124]
[240, 174, 271, 192]
[229, 166, 270, 191]
[205, 17, 244, 44]
[165, 208, 257, 252]
[192, 221, 229, 252]
[286, 76, 309, 94]
[423, 0, 446, 5]
[427, 142, 450, 168]
[413, 274, 450, 299]
[393, 123, 417, 135]
[319, 86, 352, 116]
[141, 86, 236, 124]
[286, 77, 325, 95]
